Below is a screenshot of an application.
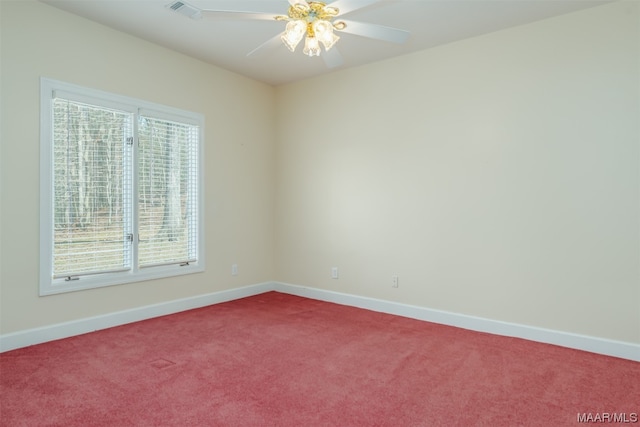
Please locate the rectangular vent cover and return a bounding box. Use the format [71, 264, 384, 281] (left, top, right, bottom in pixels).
[167, 1, 202, 19]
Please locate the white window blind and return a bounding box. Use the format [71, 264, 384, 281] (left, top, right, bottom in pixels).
[138, 115, 199, 268]
[40, 78, 204, 295]
[52, 99, 133, 279]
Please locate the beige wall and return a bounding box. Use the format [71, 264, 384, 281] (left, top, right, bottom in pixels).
[275, 1, 640, 343]
[0, 1, 275, 333]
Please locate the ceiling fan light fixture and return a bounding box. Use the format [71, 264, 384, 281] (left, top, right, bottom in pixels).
[303, 36, 321, 57]
[291, 2, 311, 16]
[281, 1, 342, 58]
[282, 20, 306, 52]
[323, 6, 339, 17]
[333, 21, 347, 31]
[190, 0, 410, 67]
[321, 32, 340, 51]
[314, 20, 339, 51]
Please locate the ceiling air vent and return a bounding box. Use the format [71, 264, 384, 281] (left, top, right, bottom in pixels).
[166, 1, 202, 19]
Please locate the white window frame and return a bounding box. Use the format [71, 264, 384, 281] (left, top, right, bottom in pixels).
[40, 78, 205, 295]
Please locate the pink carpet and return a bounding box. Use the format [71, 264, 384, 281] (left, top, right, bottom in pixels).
[1, 292, 638, 426]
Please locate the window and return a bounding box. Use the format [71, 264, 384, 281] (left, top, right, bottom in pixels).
[40, 78, 204, 295]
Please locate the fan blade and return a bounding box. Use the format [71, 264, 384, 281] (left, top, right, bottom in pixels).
[247, 33, 283, 57]
[327, 0, 380, 16]
[322, 47, 344, 68]
[288, 0, 308, 7]
[336, 20, 409, 44]
[201, 10, 280, 21]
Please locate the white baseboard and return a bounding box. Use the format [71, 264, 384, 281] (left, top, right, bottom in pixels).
[273, 282, 640, 362]
[0, 282, 273, 353]
[2, 281, 638, 362]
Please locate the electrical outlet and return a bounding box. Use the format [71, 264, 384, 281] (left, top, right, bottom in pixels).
[331, 267, 339, 279]
[232, 264, 238, 276]
[392, 275, 399, 288]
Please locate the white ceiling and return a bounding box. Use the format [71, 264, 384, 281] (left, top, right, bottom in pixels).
[41, 0, 611, 86]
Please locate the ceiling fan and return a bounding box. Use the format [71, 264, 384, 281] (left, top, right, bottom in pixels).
[168, 0, 410, 68]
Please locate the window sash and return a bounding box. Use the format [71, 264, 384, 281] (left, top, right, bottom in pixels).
[51, 98, 134, 278]
[137, 115, 199, 268]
